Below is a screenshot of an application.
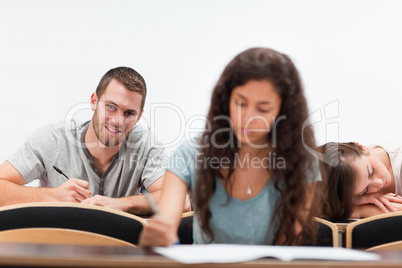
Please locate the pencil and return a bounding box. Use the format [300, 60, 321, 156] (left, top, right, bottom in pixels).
[141, 187, 160, 215]
[141, 187, 180, 244]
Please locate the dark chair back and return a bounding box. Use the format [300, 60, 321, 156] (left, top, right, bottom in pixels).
[176, 214, 339, 246]
[178, 211, 193, 244]
[314, 217, 339, 247]
[0, 202, 147, 245]
[346, 212, 402, 249]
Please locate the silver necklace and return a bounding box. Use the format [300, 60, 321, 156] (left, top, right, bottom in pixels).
[235, 169, 260, 195]
[246, 185, 252, 195]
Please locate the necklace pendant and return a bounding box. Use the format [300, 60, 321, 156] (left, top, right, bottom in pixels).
[246, 186, 252, 195]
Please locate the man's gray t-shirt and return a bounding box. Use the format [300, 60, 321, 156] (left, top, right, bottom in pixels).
[7, 120, 167, 197]
[167, 140, 281, 244]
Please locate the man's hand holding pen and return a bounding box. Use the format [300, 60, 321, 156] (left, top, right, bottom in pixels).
[49, 178, 92, 203]
[51, 165, 91, 202]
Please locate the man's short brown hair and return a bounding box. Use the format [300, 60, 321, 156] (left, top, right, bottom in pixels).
[96, 67, 147, 110]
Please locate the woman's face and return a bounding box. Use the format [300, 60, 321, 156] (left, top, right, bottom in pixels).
[229, 79, 282, 147]
[353, 154, 392, 196]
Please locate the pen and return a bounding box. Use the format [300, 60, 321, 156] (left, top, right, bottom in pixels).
[141, 187, 159, 215]
[140, 187, 180, 244]
[52, 166, 70, 180]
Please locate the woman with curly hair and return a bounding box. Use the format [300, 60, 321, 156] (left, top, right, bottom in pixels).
[139, 47, 322, 246]
[318, 142, 402, 221]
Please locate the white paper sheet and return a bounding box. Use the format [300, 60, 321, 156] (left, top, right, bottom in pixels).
[153, 244, 380, 264]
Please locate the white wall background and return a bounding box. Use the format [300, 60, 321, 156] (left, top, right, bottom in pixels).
[1, 0, 401, 164]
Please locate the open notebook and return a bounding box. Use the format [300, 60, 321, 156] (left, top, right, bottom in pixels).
[153, 244, 380, 264]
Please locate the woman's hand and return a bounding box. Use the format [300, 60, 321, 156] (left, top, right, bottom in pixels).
[139, 170, 189, 248]
[355, 193, 402, 213]
[139, 216, 179, 248]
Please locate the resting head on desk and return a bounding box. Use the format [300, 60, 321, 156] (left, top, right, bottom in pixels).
[318, 142, 402, 220]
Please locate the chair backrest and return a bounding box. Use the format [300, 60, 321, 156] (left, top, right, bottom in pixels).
[366, 240, 402, 251]
[314, 217, 339, 247]
[346, 211, 402, 249]
[176, 213, 339, 246]
[0, 227, 135, 247]
[177, 211, 194, 244]
[0, 202, 148, 245]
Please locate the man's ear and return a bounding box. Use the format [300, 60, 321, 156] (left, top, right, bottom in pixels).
[90, 93, 97, 111]
[136, 110, 144, 123]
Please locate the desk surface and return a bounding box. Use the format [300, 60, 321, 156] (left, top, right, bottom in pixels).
[1, 242, 402, 268]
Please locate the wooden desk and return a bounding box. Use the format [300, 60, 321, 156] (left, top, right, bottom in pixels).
[0, 242, 401, 268]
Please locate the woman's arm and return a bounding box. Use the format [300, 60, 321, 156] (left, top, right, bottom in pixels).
[139, 170, 189, 247]
[354, 193, 402, 214]
[352, 202, 402, 219]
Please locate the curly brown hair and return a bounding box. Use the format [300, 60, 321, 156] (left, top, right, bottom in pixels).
[194, 47, 321, 245]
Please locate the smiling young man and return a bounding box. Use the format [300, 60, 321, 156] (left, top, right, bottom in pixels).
[0, 67, 176, 215]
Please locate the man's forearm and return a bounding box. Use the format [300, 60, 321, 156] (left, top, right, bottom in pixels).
[122, 189, 162, 216]
[0, 179, 51, 206]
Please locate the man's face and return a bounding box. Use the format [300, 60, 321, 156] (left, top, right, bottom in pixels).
[91, 79, 143, 147]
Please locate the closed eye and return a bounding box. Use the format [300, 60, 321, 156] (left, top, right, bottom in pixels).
[360, 187, 368, 196]
[258, 108, 270, 113]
